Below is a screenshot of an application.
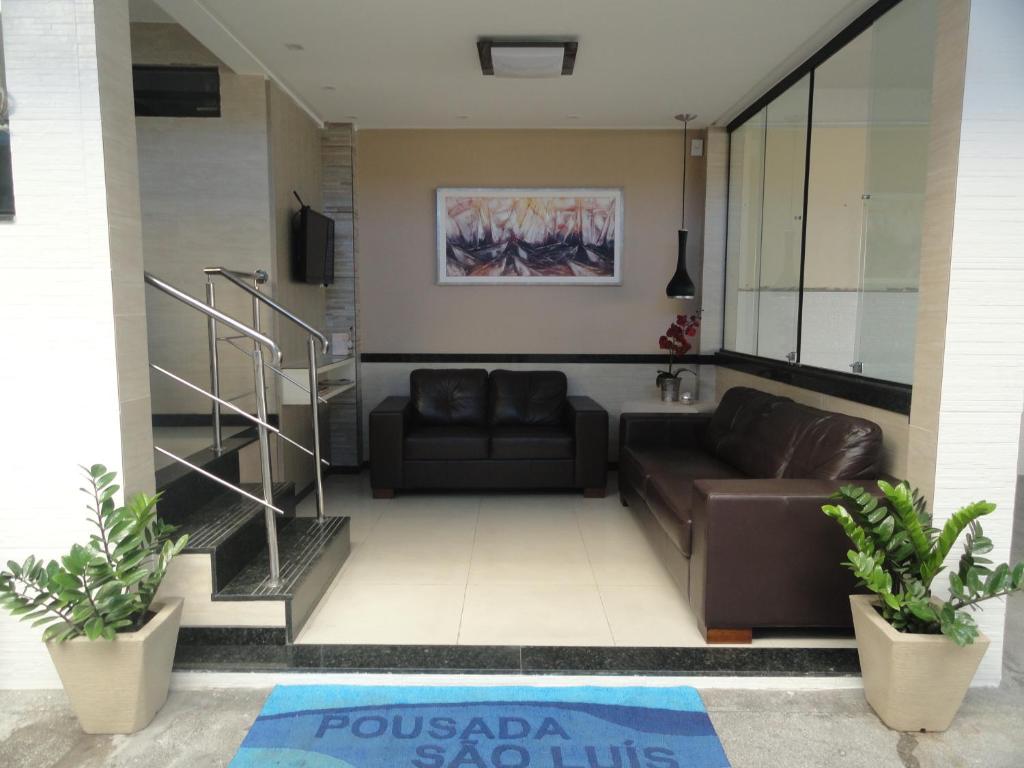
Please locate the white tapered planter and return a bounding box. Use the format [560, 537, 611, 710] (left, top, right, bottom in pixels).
[850, 595, 988, 732]
[46, 598, 183, 734]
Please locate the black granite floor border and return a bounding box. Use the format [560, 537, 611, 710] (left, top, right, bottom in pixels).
[173, 642, 859, 677]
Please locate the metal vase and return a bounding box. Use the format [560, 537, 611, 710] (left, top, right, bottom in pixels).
[660, 377, 681, 402]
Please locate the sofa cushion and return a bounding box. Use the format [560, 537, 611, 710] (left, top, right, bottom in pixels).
[703, 386, 788, 454]
[489, 370, 567, 426]
[620, 446, 743, 503]
[490, 426, 574, 460]
[404, 425, 489, 460]
[411, 369, 488, 426]
[646, 475, 696, 556]
[784, 411, 882, 480]
[716, 402, 808, 478]
[716, 400, 883, 480]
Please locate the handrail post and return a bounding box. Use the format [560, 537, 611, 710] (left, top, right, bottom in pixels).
[308, 335, 326, 523]
[251, 280, 270, 413]
[205, 280, 223, 454]
[249, 278, 281, 587]
[253, 344, 282, 588]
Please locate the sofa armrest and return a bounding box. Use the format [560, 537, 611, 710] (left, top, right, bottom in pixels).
[369, 396, 411, 490]
[618, 412, 712, 452]
[688, 478, 861, 635]
[566, 396, 608, 491]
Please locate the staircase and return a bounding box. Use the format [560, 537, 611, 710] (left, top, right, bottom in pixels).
[146, 268, 351, 645]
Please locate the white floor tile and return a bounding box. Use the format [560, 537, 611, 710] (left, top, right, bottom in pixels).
[576, 504, 675, 587]
[297, 582, 466, 644]
[470, 506, 594, 585]
[340, 536, 475, 585]
[468, 540, 596, 586]
[599, 585, 706, 646]
[458, 584, 614, 646]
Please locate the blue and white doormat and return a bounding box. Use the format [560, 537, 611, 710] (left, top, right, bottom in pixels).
[230, 684, 731, 767]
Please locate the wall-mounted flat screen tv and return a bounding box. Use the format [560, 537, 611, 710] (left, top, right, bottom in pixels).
[292, 204, 335, 285]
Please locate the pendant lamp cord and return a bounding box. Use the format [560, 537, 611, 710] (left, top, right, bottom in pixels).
[681, 118, 688, 228]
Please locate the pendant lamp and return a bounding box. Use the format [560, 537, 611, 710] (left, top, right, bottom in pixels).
[666, 113, 697, 299]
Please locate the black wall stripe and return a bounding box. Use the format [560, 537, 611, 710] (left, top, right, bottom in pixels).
[715, 351, 911, 415]
[360, 353, 717, 365]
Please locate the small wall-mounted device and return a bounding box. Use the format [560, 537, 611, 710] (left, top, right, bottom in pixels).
[690, 138, 704, 157]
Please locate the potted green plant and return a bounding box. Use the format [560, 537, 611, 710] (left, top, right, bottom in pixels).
[656, 312, 700, 401]
[823, 480, 1024, 731]
[0, 465, 188, 734]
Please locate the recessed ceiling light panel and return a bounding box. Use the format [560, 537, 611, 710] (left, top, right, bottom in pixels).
[477, 39, 577, 78]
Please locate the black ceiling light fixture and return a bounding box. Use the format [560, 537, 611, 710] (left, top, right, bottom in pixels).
[666, 112, 698, 300]
[477, 38, 578, 78]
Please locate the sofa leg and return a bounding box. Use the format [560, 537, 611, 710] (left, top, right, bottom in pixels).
[705, 628, 752, 644]
[619, 494, 628, 507]
[372, 488, 395, 499]
[583, 487, 606, 499]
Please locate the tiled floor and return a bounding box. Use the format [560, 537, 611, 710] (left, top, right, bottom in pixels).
[295, 472, 856, 649]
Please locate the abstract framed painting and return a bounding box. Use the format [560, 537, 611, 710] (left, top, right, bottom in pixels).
[437, 188, 623, 285]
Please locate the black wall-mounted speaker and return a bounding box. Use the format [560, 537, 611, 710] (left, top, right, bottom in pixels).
[133, 65, 221, 118]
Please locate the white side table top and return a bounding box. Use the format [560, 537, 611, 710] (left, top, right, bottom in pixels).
[619, 399, 715, 414]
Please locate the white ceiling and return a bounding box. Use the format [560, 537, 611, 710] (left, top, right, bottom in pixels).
[137, 0, 878, 129]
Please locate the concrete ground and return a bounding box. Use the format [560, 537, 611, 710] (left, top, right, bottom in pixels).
[1, 684, 1022, 768]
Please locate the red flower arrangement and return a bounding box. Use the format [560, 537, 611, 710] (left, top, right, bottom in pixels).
[657, 312, 700, 384]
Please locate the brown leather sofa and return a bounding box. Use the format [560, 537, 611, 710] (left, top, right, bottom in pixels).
[370, 369, 608, 496]
[619, 386, 883, 643]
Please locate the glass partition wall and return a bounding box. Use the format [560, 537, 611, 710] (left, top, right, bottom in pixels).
[723, 0, 936, 385]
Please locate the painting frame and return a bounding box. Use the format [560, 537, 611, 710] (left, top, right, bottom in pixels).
[437, 187, 624, 285]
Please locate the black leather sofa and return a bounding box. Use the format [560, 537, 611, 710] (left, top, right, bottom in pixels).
[619, 387, 884, 643]
[369, 369, 608, 497]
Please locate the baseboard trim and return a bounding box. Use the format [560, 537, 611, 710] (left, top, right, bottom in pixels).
[173, 641, 859, 676]
[360, 353, 716, 365]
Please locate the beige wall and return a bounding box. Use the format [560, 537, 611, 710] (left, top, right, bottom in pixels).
[132, 23, 274, 414]
[715, 368, 909, 478]
[266, 81, 325, 490]
[356, 129, 706, 354]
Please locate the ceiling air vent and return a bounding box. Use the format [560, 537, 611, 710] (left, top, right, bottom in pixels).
[477, 39, 578, 78]
[132, 65, 221, 118]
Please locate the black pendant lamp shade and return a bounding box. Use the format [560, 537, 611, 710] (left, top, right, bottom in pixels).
[667, 113, 697, 300]
[667, 229, 696, 298]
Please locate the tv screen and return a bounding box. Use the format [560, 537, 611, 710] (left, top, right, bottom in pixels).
[292, 206, 335, 285]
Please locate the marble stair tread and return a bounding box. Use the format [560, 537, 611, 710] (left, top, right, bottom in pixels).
[215, 516, 350, 601]
[177, 482, 295, 552]
[154, 430, 261, 526]
[176, 481, 296, 593]
[214, 515, 351, 642]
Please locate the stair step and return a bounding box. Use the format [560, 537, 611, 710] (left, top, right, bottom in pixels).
[214, 516, 351, 642]
[155, 429, 259, 526]
[177, 482, 296, 592]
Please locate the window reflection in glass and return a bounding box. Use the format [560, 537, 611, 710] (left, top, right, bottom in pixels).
[722, 0, 936, 386]
[724, 109, 766, 356]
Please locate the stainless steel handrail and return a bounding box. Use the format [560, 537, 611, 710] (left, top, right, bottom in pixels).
[205, 266, 330, 524]
[149, 364, 328, 465]
[205, 267, 269, 285]
[154, 447, 289, 516]
[203, 266, 329, 352]
[145, 271, 284, 587]
[219, 335, 330, 405]
[145, 273, 282, 364]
